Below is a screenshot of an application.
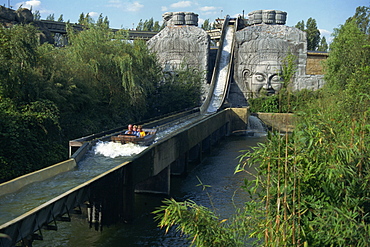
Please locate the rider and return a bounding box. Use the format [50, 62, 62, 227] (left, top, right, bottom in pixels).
[132, 125, 139, 136]
[137, 125, 146, 137]
[124, 124, 133, 134]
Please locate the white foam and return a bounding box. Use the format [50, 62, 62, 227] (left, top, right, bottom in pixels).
[94, 141, 148, 158]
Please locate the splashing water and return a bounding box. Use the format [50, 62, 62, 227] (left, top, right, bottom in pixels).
[247, 116, 267, 137]
[94, 141, 148, 158]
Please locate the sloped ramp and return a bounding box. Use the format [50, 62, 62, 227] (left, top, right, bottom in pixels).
[201, 16, 237, 114]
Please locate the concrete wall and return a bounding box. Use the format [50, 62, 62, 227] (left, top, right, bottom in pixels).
[131, 107, 248, 193]
[255, 112, 295, 133]
[0, 159, 76, 197]
[0, 108, 250, 246]
[0, 108, 248, 197]
[306, 51, 329, 75]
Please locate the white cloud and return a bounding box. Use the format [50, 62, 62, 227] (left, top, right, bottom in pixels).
[199, 6, 217, 12]
[127, 1, 144, 12]
[107, 0, 122, 8]
[170, 1, 192, 8]
[319, 28, 333, 43]
[161, 6, 168, 12]
[16, 0, 41, 9]
[15, 0, 53, 16]
[198, 17, 205, 25]
[88, 12, 100, 18]
[106, 1, 143, 12]
[319, 28, 331, 37]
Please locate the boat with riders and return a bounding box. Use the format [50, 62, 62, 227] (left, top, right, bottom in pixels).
[111, 124, 157, 146]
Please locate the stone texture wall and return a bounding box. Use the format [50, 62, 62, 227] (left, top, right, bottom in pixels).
[228, 10, 326, 107]
[147, 12, 210, 99]
[255, 112, 295, 133]
[306, 52, 328, 75]
[230, 22, 307, 106]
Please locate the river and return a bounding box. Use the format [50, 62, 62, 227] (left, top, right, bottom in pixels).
[33, 134, 266, 246]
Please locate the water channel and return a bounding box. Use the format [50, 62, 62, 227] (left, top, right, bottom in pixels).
[33, 132, 266, 246]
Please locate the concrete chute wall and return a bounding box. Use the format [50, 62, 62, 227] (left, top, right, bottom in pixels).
[0, 108, 249, 247]
[200, 16, 238, 114]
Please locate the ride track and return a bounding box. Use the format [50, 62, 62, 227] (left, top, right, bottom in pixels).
[0, 17, 239, 247]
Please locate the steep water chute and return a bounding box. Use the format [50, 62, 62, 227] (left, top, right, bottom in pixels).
[200, 16, 238, 114]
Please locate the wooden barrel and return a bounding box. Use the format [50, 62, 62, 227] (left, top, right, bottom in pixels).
[275, 11, 287, 25]
[262, 10, 276, 24]
[172, 12, 185, 25]
[185, 12, 198, 25]
[250, 10, 262, 24]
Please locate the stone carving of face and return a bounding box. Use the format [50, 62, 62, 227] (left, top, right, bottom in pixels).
[245, 60, 283, 97]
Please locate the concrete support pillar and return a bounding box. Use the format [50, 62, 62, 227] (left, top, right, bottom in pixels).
[202, 136, 211, 154]
[189, 143, 202, 164]
[135, 166, 170, 195]
[170, 153, 188, 175]
[122, 165, 135, 222]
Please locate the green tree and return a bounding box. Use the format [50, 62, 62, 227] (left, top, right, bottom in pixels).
[143, 17, 154, 31]
[77, 13, 93, 25]
[136, 19, 144, 30]
[46, 13, 55, 21]
[154, 8, 370, 246]
[57, 14, 63, 22]
[295, 20, 305, 31]
[306, 17, 321, 50]
[0, 25, 64, 182]
[103, 16, 109, 27]
[324, 18, 370, 90]
[96, 14, 109, 28]
[317, 36, 328, 51]
[136, 18, 163, 31]
[78, 12, 85, 24]
[201, 19, 213, 31]
[0, 24, 38, 102]
[33, 10, 41, 21]
[153, 21, 161, 31]
[296, 18, 321, 51]
[349, 6, 370, 34]
[147, 63, 203, 115]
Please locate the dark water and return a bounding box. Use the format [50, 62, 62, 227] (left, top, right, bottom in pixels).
[33, 135, 265, 247]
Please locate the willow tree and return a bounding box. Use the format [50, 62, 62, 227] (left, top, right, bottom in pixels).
[65, 23, 162, 129]
[0, 24, 64, 182]
[0, 24, 38, 101]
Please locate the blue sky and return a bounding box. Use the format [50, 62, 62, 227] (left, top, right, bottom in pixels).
[2, 0, 369, 41]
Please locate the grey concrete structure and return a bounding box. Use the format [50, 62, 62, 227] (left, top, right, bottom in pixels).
[230, 10, 324, 107]
[147, 10, 326, 109]
[0, 108, 248, 247]
[147, 12, 210, 99]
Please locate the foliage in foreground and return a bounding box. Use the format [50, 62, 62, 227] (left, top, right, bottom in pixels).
[0, 22, 203, 182]
[153, 9, 370, 246]
[153, 198, 245, 247]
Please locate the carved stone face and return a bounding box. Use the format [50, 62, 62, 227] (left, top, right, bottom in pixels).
[245, 60, 283, 97]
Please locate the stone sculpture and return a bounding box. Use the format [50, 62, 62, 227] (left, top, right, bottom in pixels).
[147, 12, 209, 94]
[229, 10, 324, 106]
[233, 24, 306, 99]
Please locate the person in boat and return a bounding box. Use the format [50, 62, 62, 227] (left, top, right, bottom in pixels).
[137, 125, 146, 137]
[124, 124, 133, 134]
[132, 125, 139, 136]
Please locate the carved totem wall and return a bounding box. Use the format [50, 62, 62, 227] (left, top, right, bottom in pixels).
[147, 12, 210, 97]
[148, 10, 325, 108]
[230, 10, 325, 107]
